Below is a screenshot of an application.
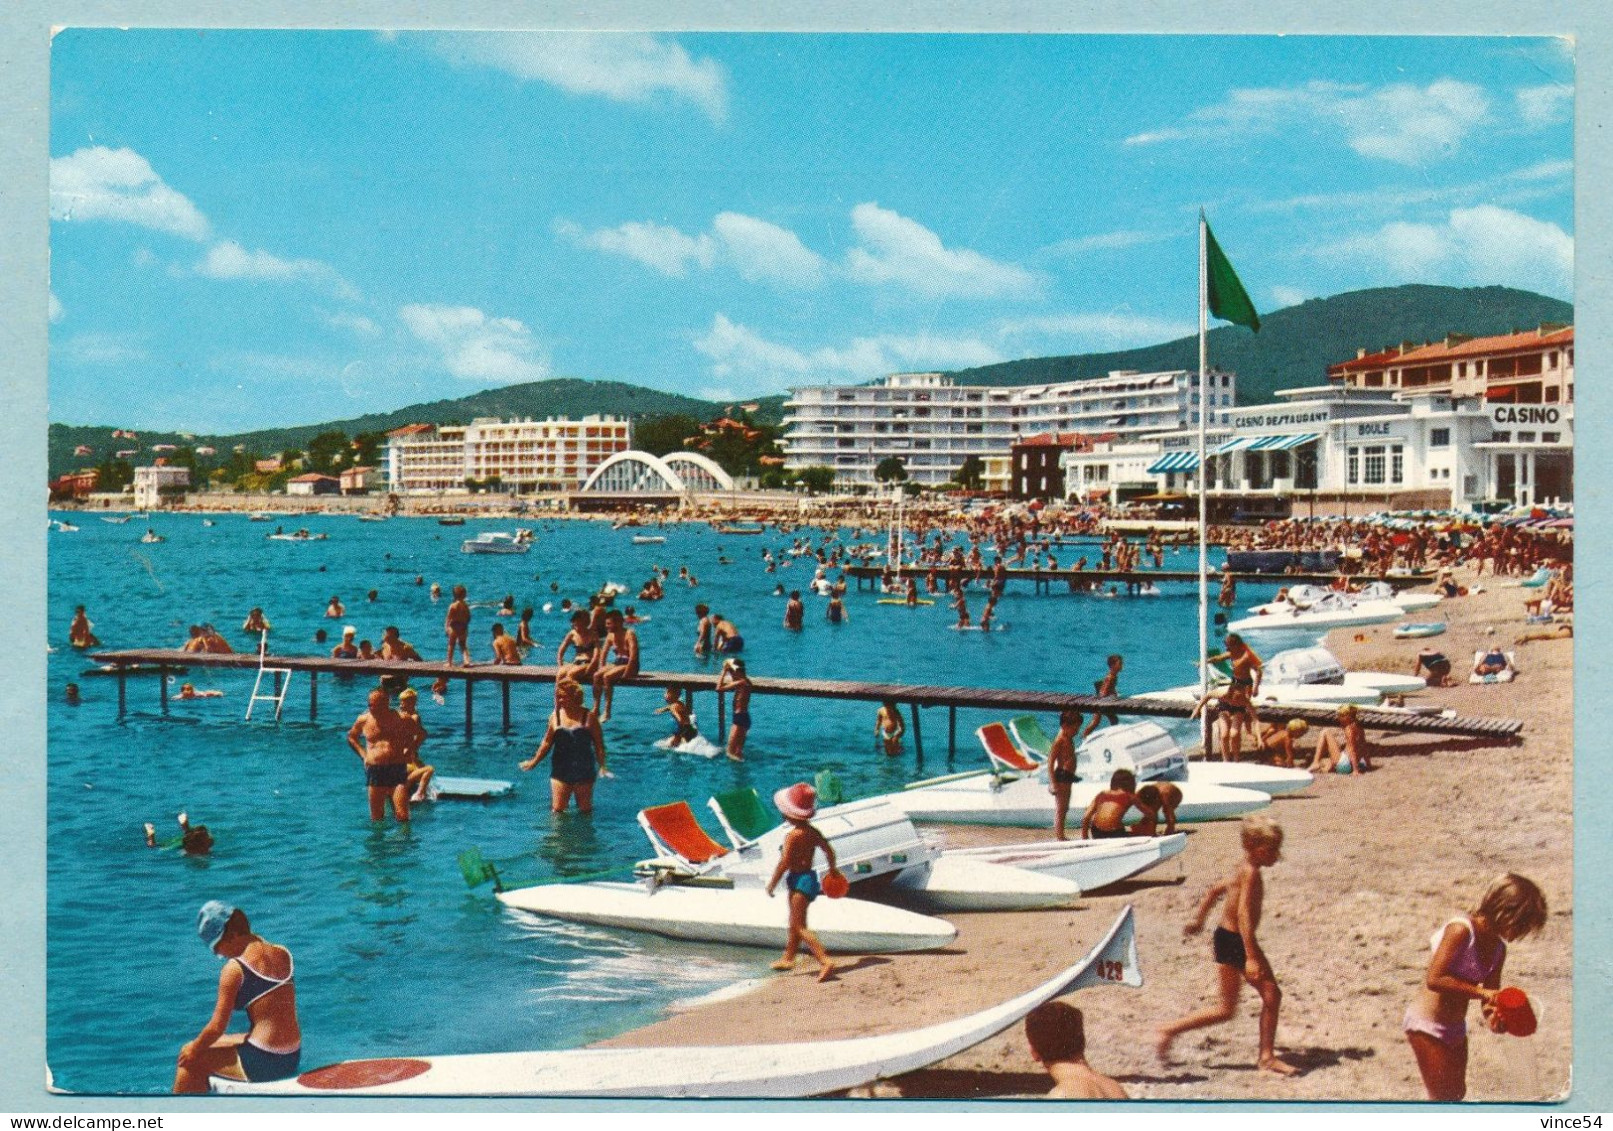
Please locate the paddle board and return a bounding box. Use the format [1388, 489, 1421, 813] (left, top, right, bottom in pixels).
[876, 598, 935, 606]
[214, 906, 1141, 1098]
[428, 776, 515, 800]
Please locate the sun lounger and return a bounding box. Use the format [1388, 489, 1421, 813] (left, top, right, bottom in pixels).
[1519, 567, 1553, 589]
[1007, 715, 1054, 762]
[978, 722, 1040, 773]
[636, 801, 731, 874]
[707, 788, 777, 850]
[1469, 650, 1518, 685]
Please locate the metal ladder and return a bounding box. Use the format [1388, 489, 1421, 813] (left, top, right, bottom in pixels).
[245, 630, 292, 721]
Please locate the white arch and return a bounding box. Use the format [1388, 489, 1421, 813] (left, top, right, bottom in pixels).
[662, 451, 735, 491]
[581, 450, 685, 494]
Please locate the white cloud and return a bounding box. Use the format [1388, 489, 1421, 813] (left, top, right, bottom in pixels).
[49, 146, 210, 240]
[324, 311, 382, 337]
[1126, 79, 1489, 165]
[1325, 205, 1572, 299]
[419, 32, 727, 122]
[844, 203, 1037, 299]
[399, 303, 550, 382]
[1515, 83, 1572, 127]
[49, 291, 63, 323]
[1042, 230, 1168, 258]
[712, 212, 825, 287]
[996, 312, 1196, 350]
[694, 313, 1001, 390]
[1268, 286, 1312, 308]
[1250, 159, 1573, 217]
[54, 331, 148, 365]
[555, 218, 715, 277]
[197, 240, 357, 299]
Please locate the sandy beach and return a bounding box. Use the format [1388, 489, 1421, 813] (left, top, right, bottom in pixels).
[599, 566, 1573, 1103]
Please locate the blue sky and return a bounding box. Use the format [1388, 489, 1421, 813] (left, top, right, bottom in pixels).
[48, 31, 1573, 432]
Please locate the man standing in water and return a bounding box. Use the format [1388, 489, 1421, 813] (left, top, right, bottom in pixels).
[445, 584, 474, 666]
[346, 687, 414, 822]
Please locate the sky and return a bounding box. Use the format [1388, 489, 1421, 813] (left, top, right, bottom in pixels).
[47, 31, 1574, 433]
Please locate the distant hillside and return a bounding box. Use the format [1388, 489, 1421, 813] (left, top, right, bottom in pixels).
[49, 380, 788, 479]
[949, 285, 1573, 405]
[49, 285, 1571, 478]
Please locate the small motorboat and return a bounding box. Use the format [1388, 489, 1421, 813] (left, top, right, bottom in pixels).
[462, 532, 531, 555]
[247, 512, 273, 522]
[139, 529, 166, 543]
[438, 516, 467, 526]
[267, 530, 328, 542]
[100, 515, 131, 524]
[631, 534, 667, 545]
[201, 519, 216, 527]
[357, 514, 390, 523]
[1263, 645, 1426, 697]
[52, 520, 79, 532]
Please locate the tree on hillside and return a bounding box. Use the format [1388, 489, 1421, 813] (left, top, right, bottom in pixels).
[306, 430, 349, 474]
[93, 456, 135, 493]
[957, 455, 985, 491]
[874, 455, 908, 483]
[352, 431, 386, 468]
[635, 414, 706, 456]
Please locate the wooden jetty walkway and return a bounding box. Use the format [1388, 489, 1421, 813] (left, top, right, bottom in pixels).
[90, 648, 1523, 759]
[843, 564, 1435, 593]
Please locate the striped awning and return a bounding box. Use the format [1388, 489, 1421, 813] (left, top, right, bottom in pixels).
[1248, 432, 1320, 451]
[1147, 451, 1201, 474]
[1213, 436, 1259, 454]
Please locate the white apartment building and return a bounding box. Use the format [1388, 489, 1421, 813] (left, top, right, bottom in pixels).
[384, 416, 632, 495]
[781, 370, 1235, 486]
[132, 464, 190, 509]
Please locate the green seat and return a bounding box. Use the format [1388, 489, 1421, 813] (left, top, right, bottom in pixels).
[1008, 714, 1055, 761]
[708, 787, 776, 847]
[815, 768, 845, 806]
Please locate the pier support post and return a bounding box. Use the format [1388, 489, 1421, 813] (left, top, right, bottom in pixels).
[948, 705, 956, 758]
[501, 680, 511, 732]
[309, 671, 318, 722]
[464, 677, 474, 740]
[909, 702, 923, 760]
[159, 671, 168, 714]
[117, 670, 126, 719]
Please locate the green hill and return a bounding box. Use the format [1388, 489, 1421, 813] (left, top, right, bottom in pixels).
[948, 285, 1573, 404]
[49, 380, 788, 480]
[49, 285, 1571, 480]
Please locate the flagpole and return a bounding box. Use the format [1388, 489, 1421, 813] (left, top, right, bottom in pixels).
[1198, 211, 1210, 701]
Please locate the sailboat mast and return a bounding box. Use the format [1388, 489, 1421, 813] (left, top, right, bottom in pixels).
[1197, 212, 1210, 698]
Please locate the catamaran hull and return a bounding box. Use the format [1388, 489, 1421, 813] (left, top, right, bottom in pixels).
[214, 906, 1141, 1097]
[886, 856, 1081, 911]
[1228, 601, 1404, 635]
[1170, 763, 1314, 796]
[496, 882, 957, 953]
[943, 832, 1187, 892]
[886, 775, 1269, 827]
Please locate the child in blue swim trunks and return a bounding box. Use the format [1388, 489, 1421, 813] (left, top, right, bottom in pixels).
[765, 782, 842, 983]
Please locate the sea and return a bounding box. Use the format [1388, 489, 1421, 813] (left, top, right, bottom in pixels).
[45, 510, 1282, 1094]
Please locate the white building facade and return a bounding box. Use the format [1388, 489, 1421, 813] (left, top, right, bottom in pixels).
[781, 369, 1235, 486]
[132, 464, 190, 509]
[1064, 386, 1572, 512]
[384, 416, 632, 495]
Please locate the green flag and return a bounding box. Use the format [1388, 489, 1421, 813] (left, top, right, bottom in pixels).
[1205, 221, 1260, 333]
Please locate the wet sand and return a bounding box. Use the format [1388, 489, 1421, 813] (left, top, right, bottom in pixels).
[599, 566, 1573, 1102]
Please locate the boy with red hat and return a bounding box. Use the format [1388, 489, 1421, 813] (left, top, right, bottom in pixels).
[765, 782, 843, 983]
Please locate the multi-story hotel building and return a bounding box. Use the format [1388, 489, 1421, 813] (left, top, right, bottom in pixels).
[384, 415, 632, 495]
[780, 369, 1234, 486]
[1062, 324, 1575, 513]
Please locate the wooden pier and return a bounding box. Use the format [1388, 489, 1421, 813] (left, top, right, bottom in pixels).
[844, 564, 1435, 594]
[89, 648, 1523, 760]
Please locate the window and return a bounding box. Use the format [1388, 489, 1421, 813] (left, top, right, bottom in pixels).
[1517, 432, 1536, 444]
[1493, 432, 1512, 443]
[1363, 445, 1386, 485]
[1543, 432, 1560, 443]
[1390, 445, 1404, 484]
[1347, 446, 1360, 485]
[1429, 427, 1450, 447]
[1545, 387, 1560, 403]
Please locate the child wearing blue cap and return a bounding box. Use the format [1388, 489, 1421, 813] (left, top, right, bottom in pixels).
[173, 901, 302, 1092]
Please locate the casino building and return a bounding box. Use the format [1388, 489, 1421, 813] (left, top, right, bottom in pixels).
[1062, 324, 1573, 515]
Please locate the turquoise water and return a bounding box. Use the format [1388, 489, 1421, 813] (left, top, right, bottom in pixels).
[46, 511, 1260, 1094]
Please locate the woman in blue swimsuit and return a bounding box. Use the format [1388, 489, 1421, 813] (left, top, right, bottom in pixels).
[174, 901, 301, 1092]
[521, 677, 608, 813]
